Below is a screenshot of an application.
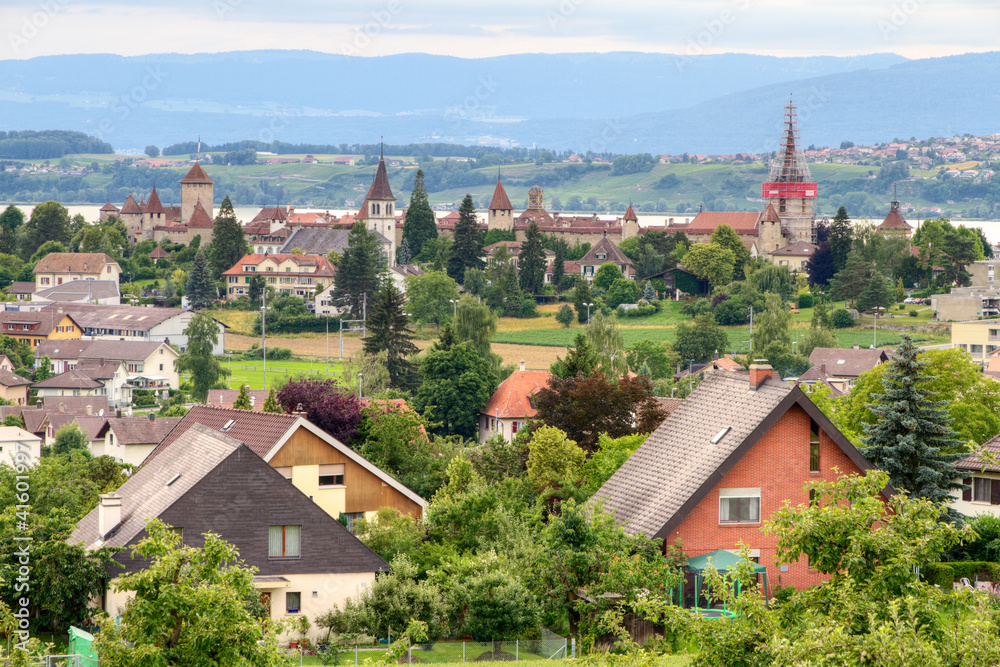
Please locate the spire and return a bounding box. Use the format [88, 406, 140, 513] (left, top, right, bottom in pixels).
[380, 137, 383, 160]
[623, 201, 638, 222]
[489, 173, 513, 211]
[891, 183, 899, 209]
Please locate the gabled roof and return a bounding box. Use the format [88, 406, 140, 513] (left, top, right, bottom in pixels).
[39, 303, 196, 333]
[119, 194, 142, 215]
[35, 339, 93, 360]
[207, 389, 270, 410]
[482, 370, 551, 419]
[770, 241, 818, 257]
[33, 253, 118, 275]
[180, 162, 214, 184]
[40, 396, 109, 414]
[280, 228, 356, 256]
[808, 347, 889, 378]
[221, 253, 337, 278]
[957, 435, 1000, 473]
[34, 280, 120, 302]
[100, 201, 119, 212]
[187, 200, 214, 228]
[32, 369, 103, 390]
[249, 205, 287, 224]
[76, 340, 174, 363]
[8, 282, 35, 295]
[686, 211, 760, 236]
[579, 235, 633, 267]
[0, 368, 32, 388]
[489, 178, 513, 211]
[144, 187, 166, 215]
[149, 245, 169, 259]
[74, 359, 123, 381]
[21, 409, 48, 434]
[0, 309, 82, 336]
[106, 416, 182, 446]
[73, 415, 110, 441]
[592, 372, 876, 539]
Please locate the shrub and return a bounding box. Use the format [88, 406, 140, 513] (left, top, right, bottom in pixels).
[555, 304, 574, 327]
[923, 298, 932, 306]
[797, 293, 815, 309]
[921, 563, 954, 589]
[830, 308, 855, 329]
[617, 305, 656, 317]
[909, 310, 918, 317]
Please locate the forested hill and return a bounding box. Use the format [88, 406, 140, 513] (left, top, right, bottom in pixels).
[0, 131, 113, 159]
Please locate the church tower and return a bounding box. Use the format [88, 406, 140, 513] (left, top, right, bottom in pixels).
[180, 162, 214, 223]
[487, 170, 514, 232]
[620, 202, 639, 241]
[761, 99, 817, 244]
[358, 147, 397, 267]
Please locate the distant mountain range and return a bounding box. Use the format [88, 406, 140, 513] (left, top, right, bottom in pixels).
[1, 50, 998, 154]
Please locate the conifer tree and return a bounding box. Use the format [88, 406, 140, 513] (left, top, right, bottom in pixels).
[829, 206, 853, 274]
[552, 241, 566, 291]
[518, 221, 547, 295]
[401, 169, 437, 259]
[208, 196, 248, 278]
[232, 384, 252, 410]
[860, 335, 965, 505]
[447, 195, 484, 284]
[363, 276, 418, 390]
[262, 387, 282, 413]
[550, 333, 598, 379]
[185, 250, 215, 310]
[397, 237, 412, 265]
[572, 278, 592, 324]
[332, 221, 384, 318]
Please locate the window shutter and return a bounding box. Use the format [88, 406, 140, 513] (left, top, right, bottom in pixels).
[963, 477, 973, 502]
[992, 480, 1000, 506]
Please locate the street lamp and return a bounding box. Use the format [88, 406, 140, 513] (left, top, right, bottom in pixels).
[584, 302, 594, 325]
[872, 306, 885, 348]
[449, 299, 459, 320]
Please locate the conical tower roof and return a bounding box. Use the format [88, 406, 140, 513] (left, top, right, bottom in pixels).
[181, 162, 214, 184]
[769, 99, 812, 184]
[623, 203, 638, 222]
[760, 201, 782, 223]
[144, 186, 166, 214]
[367, 158, 394, 201]
[489, 175, 513, 211]
[120, 194, 142, 215]
[100, 200, 119, 212]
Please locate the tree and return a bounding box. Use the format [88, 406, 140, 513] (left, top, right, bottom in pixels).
[405, 270, 460, 331]
[413, 341, 498, 440]
[463, 267, 488, 296]
[447, 194, 484, 284]
[586, 311, 627, 378]
[29, 240, 67, 265]
[683, 242, 735, 288]
[552, 241, 566, 290]
[856, 271, 894, 313]
[605, 278, 640, 308]
[800, 324, 837, 358]
[18, 201, 70, 261]
[674, 312, 728, 363]
[572, 278, 592, 324]
[262, 387, 281, 413]
[402, 169, 437, 259]
[332, 221, 384, 319]
[51, 423, 89, 457]
[526, 426, 586, 497]
[355, 507, 426, 564]
[363, 276, 418, 390]
[276, 378, 363, 443]
[247, 274, 265, 303]
[174, 312, 221, 402]
[626, 340, 675, 380]
[582, 433, 648, 495]
[208, 196, 248, 278]
[518, 221, 547, 295]
[232, 384, 252, 409]
[453, 296, 498, 360]
[555, 304, 574, 327]
[533, 372, 666, 451]
[829, 251, 871, 308]
[805, 240, 835, 286]
[0, 205, 24, 233]
[593, 262, 623, 291]
[709, 224, 751, 278]
[92, 519, 288, 667]
[144, 145, 160, 157]
[461, 569, 539, 657]
[750, 292, 793, 369]
[859, 335, 965, 505]
[829, 205, 853, 274]
[185, 250, 215, 309]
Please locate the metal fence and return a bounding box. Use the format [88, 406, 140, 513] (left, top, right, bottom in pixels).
[341, 629, 569, 664]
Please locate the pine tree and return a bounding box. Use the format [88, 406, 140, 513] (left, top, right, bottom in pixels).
[550, 333, 598, 379]
[363, 276, 419, 390]
[185, 250, 215, 310]
[447, 194, 484, 284]
[518, 221, 547, 295]
[332, 221, 384, 319]
[829, 206, 853, 274]
[397, 237, 412, 265]
[208, 196, 248, 278]
[856, 272, 894, 313]
[860, 335, 965, 505]
[552, 241, 566, 291]
[829, 251, 871, 309]
[402, 169, 437, 258]
[641, 281, 656, 301]
[262, 387, 282, 413]
[572, 278, 592, 324]
[232, 384, 252, 410]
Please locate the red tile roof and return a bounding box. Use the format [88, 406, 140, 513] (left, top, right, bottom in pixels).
[180, 162, 214, 184]
[33, 252, 117, 275]
[879, 201, 913, 231]
[489, 178, 513, 211]
[482, 370, 551, 419]
[144, 186, 166, 215]
[149, 245, 169, 259]
[187, 200, 214, 228]
[760, 202, 781, 224]
[150, 404, 300, 460]
[623, 204, 638, 222]
[686, 211, 760, 236]
[100, 201, 119, 212]
[221, 253, 336, 278]
[119, 194, 142, 215]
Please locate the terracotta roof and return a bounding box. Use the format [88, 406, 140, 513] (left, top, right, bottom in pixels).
[489, 178, 513, 211]
[0, 309, 82, 337]
[759, 202, 782, 224]
[958, 435, 1000, 473]
[74, 359, 123, 381]
[206, 389, 270, 410]
[40, 396, 109, 414]
[249, 205, 287, 224]
[187, 200, 214, 228]
[100, 201, 119, 212]
[0, 368, 31, 387]
[119, 194, 142, 215]
[221, 253, 337, 278]
[579, 235, 633, 267]
[106, 416, 182, 446]
[686, 211, 760, 236]
[808, 347, 889, 378]
[879, 200, 913, 231]
[143, 187, 166, 215]
[150, 404, 300, 459]
[514, 208, 555, 226]
[73, 415, 109, 441]
[180, 162, 214, 184]
[33, 253, 117, 275]
[149, 245, 169, 259]
[770, 241, 818, 256]
[8, 282, 35, 295]
[481, 370, 551, 419]
[622, 204, 638, 222]
[591, 371, 875, 538]
[33, 369, 103, 390]
[653, 397, 684, 418]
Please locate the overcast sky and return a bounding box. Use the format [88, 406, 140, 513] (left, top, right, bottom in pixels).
[2, 0, 996, 61]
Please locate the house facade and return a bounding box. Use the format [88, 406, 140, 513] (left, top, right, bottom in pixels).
[479, 364, 550, 444]
[0, 310, 82, 349]
[36, 340, 179, 390]
[33, 253, 121, 289]
[32, 359, 133, 408]
[953, 437, 1000, 517]
[223, 254, 336, 301]
[576, 235, 635, 282]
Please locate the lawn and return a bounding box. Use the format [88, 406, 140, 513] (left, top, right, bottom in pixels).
[182, 358, 344, 391]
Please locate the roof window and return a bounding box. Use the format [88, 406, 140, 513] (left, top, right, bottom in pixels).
[711, 427, 732, 444]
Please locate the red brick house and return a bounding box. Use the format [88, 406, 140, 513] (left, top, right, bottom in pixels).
[592, 364, 879, 589]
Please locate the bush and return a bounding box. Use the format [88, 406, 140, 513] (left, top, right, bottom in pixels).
[617, 305, 656, 317]
[555, 304, 574, 327]
[909, 310, 918, 317]
[797, 293, 815, 309]
[254, 314, 341, 334]
[922, 563, 955, 588]
[923, 298, 932, 306]
[925, 561, 1000, 586]
[830, 308, 855, 329]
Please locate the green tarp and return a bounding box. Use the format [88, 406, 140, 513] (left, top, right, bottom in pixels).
[686, 549, 768, 575]
[69, 626, 99, 667]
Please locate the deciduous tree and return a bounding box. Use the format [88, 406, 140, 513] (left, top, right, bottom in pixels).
[585, 311, 627, 378]
[276, 378, 363, 444]
[174, 312, 222, 402]
[593, 262, 623, 291]
[405, 270, 460, 331]
[709, 224, 751, 278]
[413, 340, 498, 440]
[683, 242, 734, 288]
[673, 312, 728, 363]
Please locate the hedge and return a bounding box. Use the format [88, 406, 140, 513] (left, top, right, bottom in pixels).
[254, 314, 342, 334]
[923, 561, 1000, 587]
[618, 305, 657, 317]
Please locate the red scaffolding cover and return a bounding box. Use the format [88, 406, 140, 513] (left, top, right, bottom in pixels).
[761, 182, 818, 199]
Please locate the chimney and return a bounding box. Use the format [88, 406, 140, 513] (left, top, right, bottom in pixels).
[250, 395, 256, 408]
[148, 412, 155, 423]
[714, 349, 719, 361]
[98, 493, 122, 539]
[748, 360, 774, 391]
[85, 404, 92, 416]
[295, 402, 305, 414]
[519, 359, 526, 372]
[820, 363, 826, 375]
[852, 343, 859, 350]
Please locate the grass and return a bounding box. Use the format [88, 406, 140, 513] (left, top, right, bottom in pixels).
[183, 358, 345, 391]
[212, 309, 260, 335]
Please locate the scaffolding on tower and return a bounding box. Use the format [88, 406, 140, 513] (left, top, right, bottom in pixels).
[761, 99, 817, 200]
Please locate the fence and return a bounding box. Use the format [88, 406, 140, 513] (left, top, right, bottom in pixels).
[341, 629, 568, 664]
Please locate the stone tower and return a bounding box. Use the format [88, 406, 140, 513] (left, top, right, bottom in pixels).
[758, 201, 785, 254]
[120, 193, 143, 243]
[487, 171, 514, 232]
[141, 186, 166, 242]
[180, 162, 214, 223]
[358, 151, 397, 267]
[761, 99, 817, 244]
[621, 202, 639, 241]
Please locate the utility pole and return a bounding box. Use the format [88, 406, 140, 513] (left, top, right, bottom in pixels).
[261, 288, 267, 391]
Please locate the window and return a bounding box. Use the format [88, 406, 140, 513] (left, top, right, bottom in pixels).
[268, 525, 300, 558]
[971, 344, 984, 355]
[719, 488, 760, 524]
[511, 421, 519, 434]
[341, 512, 365, 535]
[318, 463, 345, 487]
[974, 477, 992, 503]
[809, 419, 820, 472]
[286, 591, 301, 614]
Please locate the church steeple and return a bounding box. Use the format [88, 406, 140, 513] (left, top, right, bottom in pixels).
[357, 143, 397, 266]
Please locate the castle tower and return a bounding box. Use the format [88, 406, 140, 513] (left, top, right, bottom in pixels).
[761, 99, 817, 244]
[487, 170, 514, 232]
[358, 148, 397, 267]
[120, 193, 143, 243]
[877, 187, 914, 240]
[621, 202, 639, 241]
[758, 201, 785, 254]
[141, 186, 166, 242]
[180, 162, 214, 223]
[527, 182, 544, 211]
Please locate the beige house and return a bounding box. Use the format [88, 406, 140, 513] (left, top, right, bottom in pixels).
[949, 320, 1000, 364]
[769, 241, 818, 272]
[479, 364, 551, 444]
[32, 360, 132, 408]
[33, 253, 121, 290]
[101, 415, 183, 465]
[952, 437, 1000, 517]
[0, 426, 42, 465]
[223, 253, 336, 301]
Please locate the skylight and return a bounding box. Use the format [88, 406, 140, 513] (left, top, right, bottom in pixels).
[221, 419, 236, 432]
[711, 427, 732, 444]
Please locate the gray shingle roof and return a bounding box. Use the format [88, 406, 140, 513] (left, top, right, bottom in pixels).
[281, 227, 389, 255]
[808, 348, 889, 378]
[591, 371, 873, 539]
[106, 416, 182, 445]
[32, 369, 103, 389]
[34, 280, 120, 302]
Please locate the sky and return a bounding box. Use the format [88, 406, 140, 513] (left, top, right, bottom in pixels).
[1, 0, 997, 61]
